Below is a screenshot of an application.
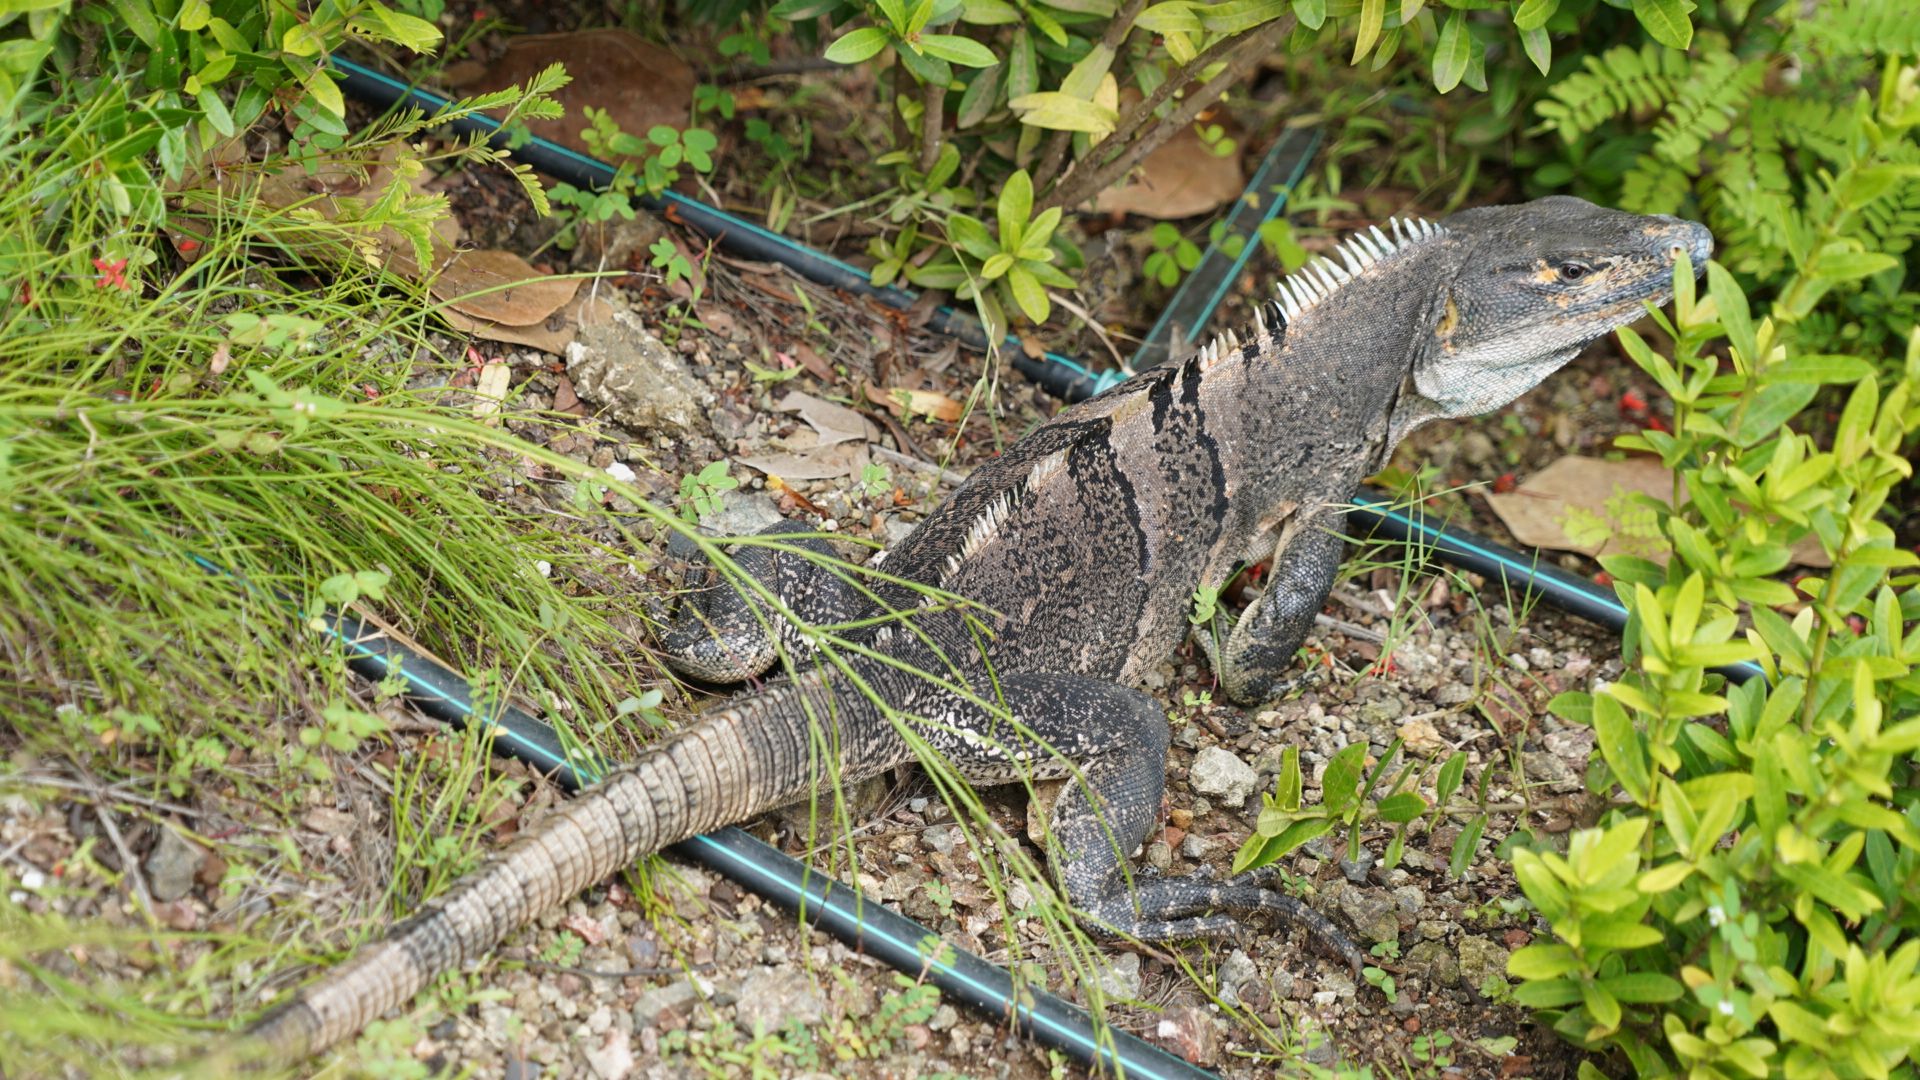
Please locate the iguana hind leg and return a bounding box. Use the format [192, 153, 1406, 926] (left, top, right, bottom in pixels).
[942, 673, 1362, 972]
[1211, 511, 1346, 705]
[662, 521, 870, 682]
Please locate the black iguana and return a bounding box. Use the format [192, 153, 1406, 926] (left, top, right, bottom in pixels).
[239, 195, 1712, 1063]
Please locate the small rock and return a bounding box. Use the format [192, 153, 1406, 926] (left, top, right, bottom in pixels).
[734, 967, 825, 1035]
[582, 1028, 633, 1080]
[1179, 833, 1210, 860]
[1460, 430, 1496, 465]
[923, 824, 962, 855]
[1334, 887, 1401, 945]
[929, 1004, 960, 1032]
[1189, 746, 1259, 808]
[567, 308, 714, 434]
[1406, 941, 1460, 987]
[631, 978, 702, 1029]
[1458, 936, 1511, 996]
[696, 490, 783, 539]
[1392, 885, 1426, 916]
[1216, 949, 1258, 1008]
[144, 825, 204, 903]
[1095, 952, 1143, 1001]
[1146, 840, 1174, 871]
[1397, 716, 1447, 755]
[1269, 968, 1295, 1001]
[1338, 852, 1374, 884]
[1154, 1004, 1223, 1066]
[1025, 779, 1067, 845]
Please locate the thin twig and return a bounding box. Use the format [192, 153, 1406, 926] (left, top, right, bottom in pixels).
[88, 788, 155, 914]
[5, 772, 209, 821]
[520, 959, 718, 979]
[1033, 0, 1149, 192]
[1041, 17, 1294, 213]
[1048, 291, 1130, 373]
[919, 78, 946, 174]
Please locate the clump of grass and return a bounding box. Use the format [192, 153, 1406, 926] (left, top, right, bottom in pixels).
[0, 77, 671, 1075]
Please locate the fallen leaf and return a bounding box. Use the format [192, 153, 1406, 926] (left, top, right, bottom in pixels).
[786, 342, 834, 380]
[1484, 455, 1829, 568]
[865, 382, 963, 422]
[736, 441, 870, 482]
[444, 292, 614, 354]
[431, 248, 579, 327]
[1093, 121, 1244, 220]
[778, 390, 878, 447]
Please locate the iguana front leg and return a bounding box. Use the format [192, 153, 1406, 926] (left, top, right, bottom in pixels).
[661, 521, 870, 682]
[937, 673, 1362, 970]
[1210, 511, 1346, 705]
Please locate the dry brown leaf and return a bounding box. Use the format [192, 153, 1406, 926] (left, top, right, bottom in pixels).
[1093, 122, 1244, 220]
[785, 342, 834, 380]
[736, 441, 870, 482]
[864, 383, 963, 422]
[443, 292, 614, 354]
[451, 30, 698, 162]
[430, 248, 579, 327]
[1484, 455, 1829, 569]
[778, 390, 878, 447]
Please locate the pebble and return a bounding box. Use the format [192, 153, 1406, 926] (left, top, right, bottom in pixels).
[1188, 746, 1259, 807]
[630, 978, 701, 1029]
[734, 967, 825, 1035]
[1096, 952, 1143, 1000]
[1458, 936, 1511, 997]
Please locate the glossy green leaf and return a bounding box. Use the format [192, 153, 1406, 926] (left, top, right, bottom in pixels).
[825, 26, 892, 63]
[1631, 0, 1693, 49]
[1432, 11, 1470, 93]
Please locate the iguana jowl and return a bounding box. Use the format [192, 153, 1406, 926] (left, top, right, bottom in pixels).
[242, 195, 1712, 1063]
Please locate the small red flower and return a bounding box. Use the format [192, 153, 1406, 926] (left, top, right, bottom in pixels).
[1619, 390, 1648, 413]
[1594, 571, 1614, 587]
[1646, 416, 1671, 433]
[92, 257, 130, 290]
[177, 238, 201, 253]
[1493, 472, 1517, 494]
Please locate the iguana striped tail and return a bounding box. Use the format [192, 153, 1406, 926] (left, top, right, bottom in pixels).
[239, 676, 865, 1064]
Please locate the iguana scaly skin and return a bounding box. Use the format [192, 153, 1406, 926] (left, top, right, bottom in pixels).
[240, 196, 1711, 1064]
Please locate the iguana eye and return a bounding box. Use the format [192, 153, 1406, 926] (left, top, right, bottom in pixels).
[1559, 260, 1595, 281]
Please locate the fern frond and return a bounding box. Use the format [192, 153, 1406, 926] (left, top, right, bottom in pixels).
[1621, 157, 1691, 215]
[1652, 54, 1764, 164]
[1535, 44, 1690, 142]
[1798, 0, 1920, 57]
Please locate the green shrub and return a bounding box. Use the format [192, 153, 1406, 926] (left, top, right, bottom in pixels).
[1502, 259, 1920, 1079]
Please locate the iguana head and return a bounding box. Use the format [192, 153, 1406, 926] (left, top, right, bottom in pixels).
[1399, 194, 1711, 431]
